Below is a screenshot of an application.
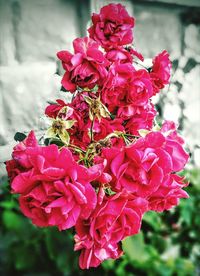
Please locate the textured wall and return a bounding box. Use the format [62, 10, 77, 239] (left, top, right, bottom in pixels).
[0, 0, 200, 174]
[131, 1, 200, 167]
[0, 0, 79, 143]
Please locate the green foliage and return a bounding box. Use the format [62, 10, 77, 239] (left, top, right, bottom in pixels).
[0, 168, 199, 276]
[14, 132, 27, 142]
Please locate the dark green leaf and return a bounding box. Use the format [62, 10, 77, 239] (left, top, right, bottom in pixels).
[0, 199, 18, 209]
[123, 233, 150, 262]
[44, 137, 65, 147]
[14, 132, 27, 142]
[2, 210, 25, 231]
[60, 86, 68, 92]
[143, 211, 162, 231]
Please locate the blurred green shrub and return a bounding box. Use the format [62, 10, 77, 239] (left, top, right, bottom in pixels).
[0, 168, 199, 276]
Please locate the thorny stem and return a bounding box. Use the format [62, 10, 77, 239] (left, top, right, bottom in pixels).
[80, 131, 124, 167]
[72, 92, 76, 101]
[124, 133, 140, 138]
[68, 144, 86, 153]
[103, 131, 121, 141]
[90, 117, 95, 142]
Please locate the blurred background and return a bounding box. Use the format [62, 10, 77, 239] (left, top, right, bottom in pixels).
[0, 0, 200, 275]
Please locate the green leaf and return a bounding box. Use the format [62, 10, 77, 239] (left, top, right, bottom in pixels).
[44, 229, 56, 260]
[123, 232, 150, 262]
[47, 100, 57, 105]
[0, 178, 9, 194]
[0, 199, 18, 210]
[83, 95, 92, 105]
[180, 198, 194, 226]
[2, 210, 25, 231]
[175, 258, 195, 275]
[110, 113, 116, 120]
[14, 132, 27, 142]
[59, 130, 70, 145]
[60, 85, 68, 92]
[188, 168, 200, 188]
[102, 259, 115, 270]
[91, 84, 99, 92]
[46, 127, 56, 138]
[44, 137, 65, 147]
[154, 261, 174, 276]
[64, 120, 76, 129]
[143, 211, 162, 231]
[138, 129, 150, 137]
[14, 246, 36, 270]
[179, 168, 200, 189]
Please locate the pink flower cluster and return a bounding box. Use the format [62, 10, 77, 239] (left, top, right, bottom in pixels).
[6, 3, 189, 270]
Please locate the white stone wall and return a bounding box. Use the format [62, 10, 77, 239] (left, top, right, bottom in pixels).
[0, 0, 79, 145]
[131, 2, 200, 166]
[0, 0, 200, 176]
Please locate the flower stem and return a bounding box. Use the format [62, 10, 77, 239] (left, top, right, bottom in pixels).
[68, 144, 86, 153]
[90, 117, 95, 142]
[133, 60, 149, 70]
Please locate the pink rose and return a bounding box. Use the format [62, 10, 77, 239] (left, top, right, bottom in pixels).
[87, 161, 112, 186]
[74, 189, 148, 269]
[128, 46, 144, 62]
[11, 130, 38, 169]
[139, 131, 189, 172]
[6, 159, 24, 182]
[106, 47, 133, 64]
[101, 63, 135, 113]
[161, 120, 185, 145]
[57, 37, 109, 92]
[150, 50, 171, 94]
[126, 69, 153, 106]
[105, 46, 144, 64]
[148, 174, 189, 212]
[88, 3, 135, 49]
[102, 63, 153, 118]
[70, 92, 90, 119]
[82, 117, 124, 144]
[100, 130, 189, 197]
[45, 99, 68, 119]
[18, 173, 96, 230]
[106, 145, 164, 197]
[6, 131, 38, 180]
[124, 102, 157, 135]
[116, 69, 153, 118]
[8, 131, 98, 230]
